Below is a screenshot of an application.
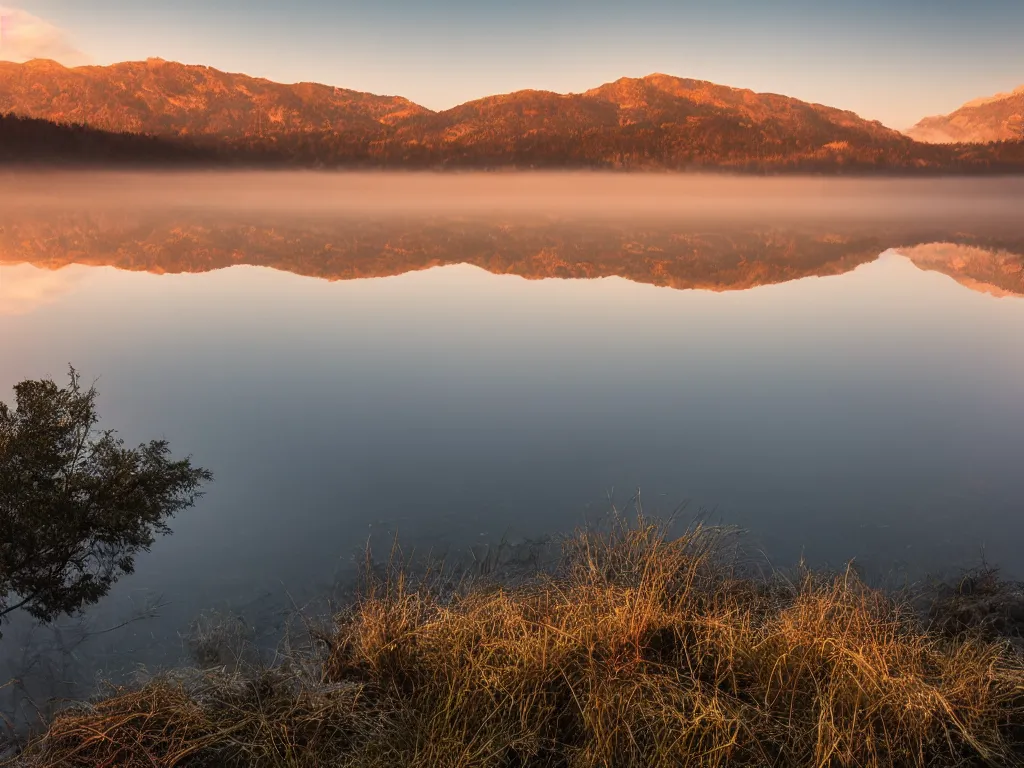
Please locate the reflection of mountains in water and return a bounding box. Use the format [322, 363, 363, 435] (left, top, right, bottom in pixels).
[1, 214, 1023, 297]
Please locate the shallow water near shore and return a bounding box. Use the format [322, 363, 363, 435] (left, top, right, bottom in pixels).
[1, 172, 1023, 711]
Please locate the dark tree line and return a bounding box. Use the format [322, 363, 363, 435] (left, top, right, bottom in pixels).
[3, 109, 1024, 172]
[0, 113, 215, 166]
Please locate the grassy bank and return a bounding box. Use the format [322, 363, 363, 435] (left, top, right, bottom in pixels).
[15, 516, 1024, 768]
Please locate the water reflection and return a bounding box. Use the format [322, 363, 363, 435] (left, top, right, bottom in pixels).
[2, 209, 1023, 300]
[1, 197, 1023, 707]
[0, 262, 98, 316]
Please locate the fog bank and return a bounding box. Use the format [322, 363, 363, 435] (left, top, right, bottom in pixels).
[2, 171, 1023, 222]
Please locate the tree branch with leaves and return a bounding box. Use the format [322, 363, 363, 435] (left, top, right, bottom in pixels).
[0, 368, 212, 635]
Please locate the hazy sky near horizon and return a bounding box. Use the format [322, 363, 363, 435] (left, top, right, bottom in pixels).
[4, 0, 1023, 129]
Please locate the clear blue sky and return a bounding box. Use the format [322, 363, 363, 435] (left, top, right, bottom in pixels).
[10, 0, 1024, 129]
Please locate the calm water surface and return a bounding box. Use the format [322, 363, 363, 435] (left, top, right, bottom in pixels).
[1, 174, 1023, 684]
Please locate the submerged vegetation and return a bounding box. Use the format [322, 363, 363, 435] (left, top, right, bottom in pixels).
[15, 514, 1024, 768]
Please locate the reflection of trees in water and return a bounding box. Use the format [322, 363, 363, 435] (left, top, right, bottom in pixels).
[1, 213, 1023, 297]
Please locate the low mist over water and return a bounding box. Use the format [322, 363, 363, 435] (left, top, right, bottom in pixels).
[1, 171, 1023, 699]
[4, 171, 1024, 221]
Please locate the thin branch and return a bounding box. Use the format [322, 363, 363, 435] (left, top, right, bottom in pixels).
[0, 592, 41, 621]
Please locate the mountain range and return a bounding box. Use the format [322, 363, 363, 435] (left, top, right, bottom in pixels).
[0, 58, 427, 137]
[906, 85, 1024, 144]
[0, 59, 1022, 170]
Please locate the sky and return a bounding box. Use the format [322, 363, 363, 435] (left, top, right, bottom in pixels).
[2, 0, 1023, 130]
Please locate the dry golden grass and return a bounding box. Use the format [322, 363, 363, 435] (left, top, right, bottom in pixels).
[16, 515, 1024, 767]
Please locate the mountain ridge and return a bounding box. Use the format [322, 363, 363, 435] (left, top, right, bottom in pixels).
[906, 85, 1024, 144]
[0, 57, 430, 137]
[0, 59, 908, 143]
[1, 61, 892, 127]
[1, 59, 1023, 170]
[963, 85, 1024, 109]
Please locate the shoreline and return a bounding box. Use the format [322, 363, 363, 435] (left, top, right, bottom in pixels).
[10, 518, 1024, 767]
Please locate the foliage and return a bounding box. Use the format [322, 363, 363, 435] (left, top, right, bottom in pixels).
[223, 123, 1024, 172]
[0, 113, 212, 166]
[0, 369, 211, 630]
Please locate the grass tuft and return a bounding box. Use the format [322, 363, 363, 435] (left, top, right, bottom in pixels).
[16, 514, 1024, 767]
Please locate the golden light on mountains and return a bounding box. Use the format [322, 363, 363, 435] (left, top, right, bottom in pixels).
[906, 85, 1024, 144]
[0, 58, 1021, 169]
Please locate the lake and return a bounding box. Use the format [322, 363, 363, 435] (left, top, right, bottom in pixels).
[1, 172, 1023, 691]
